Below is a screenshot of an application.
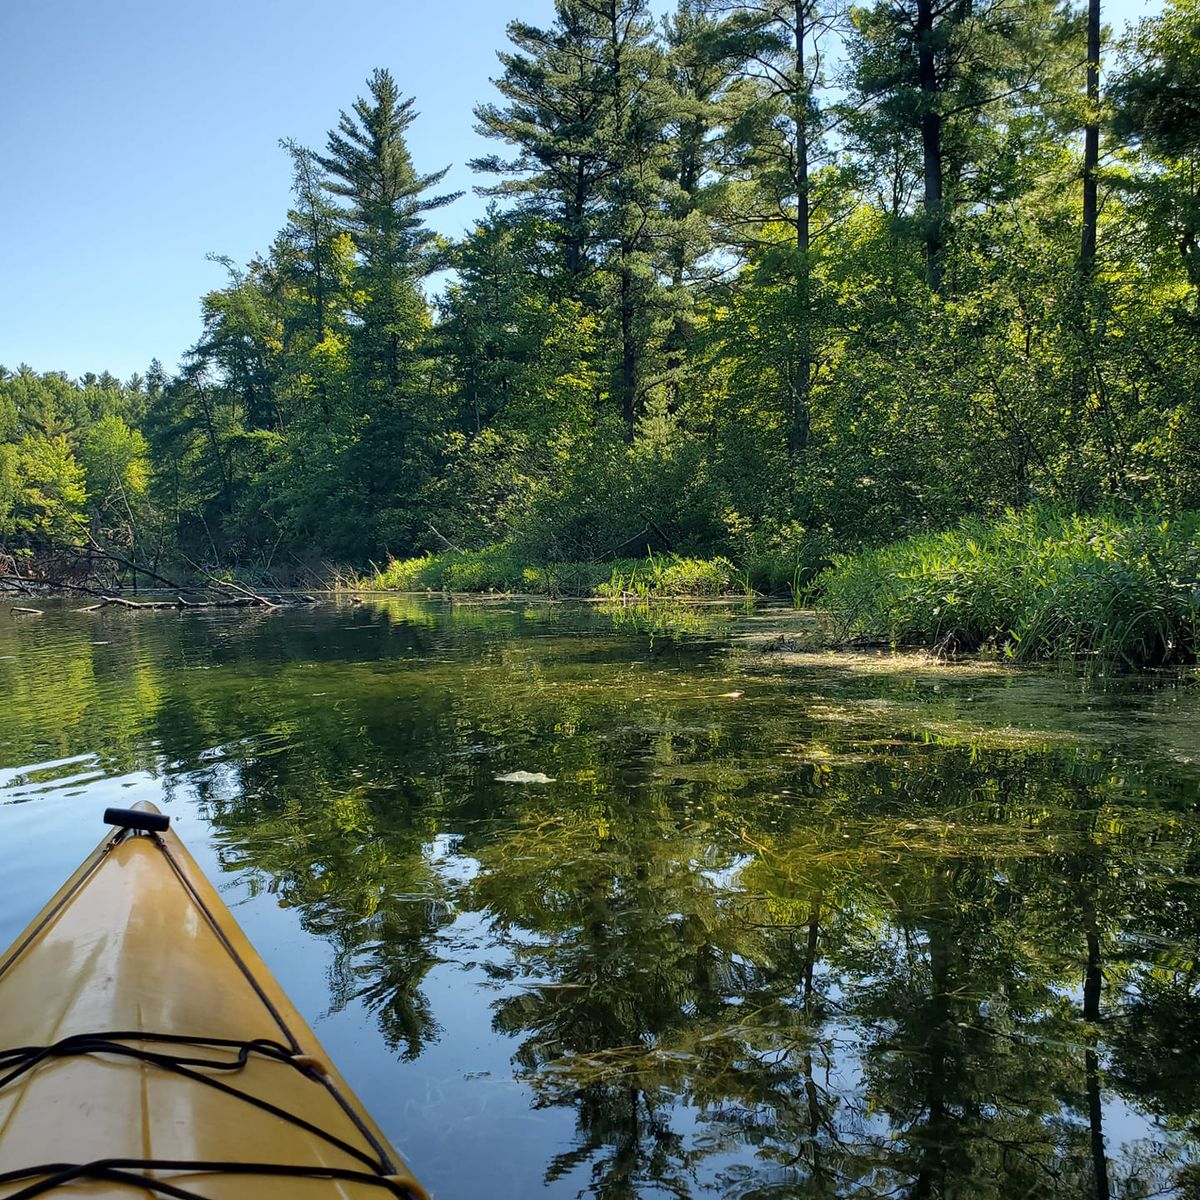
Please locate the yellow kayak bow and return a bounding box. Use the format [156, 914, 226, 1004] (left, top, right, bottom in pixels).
[0, 803, 429, 1199]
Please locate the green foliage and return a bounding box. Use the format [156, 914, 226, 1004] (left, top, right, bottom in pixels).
[0, 368, 163, 572]
[0, 443, 20, 539]
[81, 414, 149, 503]
[369, 547, 746, 598]
[1110, 0, 1200, 159]
[595, 552, 741, 598]
[10, 0, 1200, 649]
[815, 507, 1200, 665]
[12, 434, 88, 544]
[1110, 0, 1200, 306]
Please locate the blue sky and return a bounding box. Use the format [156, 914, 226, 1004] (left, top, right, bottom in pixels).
[0, 0, 1163, 381]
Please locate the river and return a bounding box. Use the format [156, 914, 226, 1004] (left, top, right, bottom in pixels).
[1, 596, 1198, 1197]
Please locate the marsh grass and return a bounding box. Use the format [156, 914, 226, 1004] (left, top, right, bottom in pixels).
[367, 547, 601, 595]
[595, 551, 744, 599]
[815, 507, 1200, 666]
[366, 547, 749, 598]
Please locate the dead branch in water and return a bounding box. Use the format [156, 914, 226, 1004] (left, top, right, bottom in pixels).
[92, 594, 313, 611]
[61, 538, 201, 594]
[178, 555, 282, 608]
[2, 572, 110, 599]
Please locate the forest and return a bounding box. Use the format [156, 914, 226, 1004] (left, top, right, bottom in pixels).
[3, 0, 1199, 656]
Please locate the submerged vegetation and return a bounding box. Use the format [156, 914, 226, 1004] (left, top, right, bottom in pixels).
[3, 599, 1200, 1196]
[5, 0, 1200, 663]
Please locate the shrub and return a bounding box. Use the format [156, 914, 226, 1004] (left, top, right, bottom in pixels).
[595, 553, 743, 598]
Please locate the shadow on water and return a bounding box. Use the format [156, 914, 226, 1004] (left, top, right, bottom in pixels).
[1, 596, 1199, 1197]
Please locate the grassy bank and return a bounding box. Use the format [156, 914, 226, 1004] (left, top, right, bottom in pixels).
[357, 509, 1200, 667]
[814, 508, 1200, 666]
[363, 548, 747, 598]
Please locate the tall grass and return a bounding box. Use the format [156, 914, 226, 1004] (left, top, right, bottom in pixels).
[595, 551, 744, 599]
[367, 548, 748, 599]
[814, 508, 1200, 665]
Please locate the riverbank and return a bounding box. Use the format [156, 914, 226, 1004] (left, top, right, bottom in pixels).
[814, 508, 1200, 667]
[10, 508, 1198, 668]
[354, 548, 752, 599]
[356, 508, 1200, 668]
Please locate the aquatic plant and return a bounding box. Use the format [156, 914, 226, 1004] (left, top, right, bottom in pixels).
[594, 551, 742, 599]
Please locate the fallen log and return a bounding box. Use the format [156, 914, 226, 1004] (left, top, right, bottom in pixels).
[10, 606, 43, 616]
[178, 556, 281, 609]
[92, 594, 308, 611]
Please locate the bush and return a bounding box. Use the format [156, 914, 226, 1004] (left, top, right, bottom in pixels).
[595, 553, 744, 598]
[722, 517, 837, 598]
[813, 507, 1200, 665]
[372, 546, 531, 593]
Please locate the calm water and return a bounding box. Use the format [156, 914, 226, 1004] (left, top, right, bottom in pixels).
[2, 598, 1199, 1198]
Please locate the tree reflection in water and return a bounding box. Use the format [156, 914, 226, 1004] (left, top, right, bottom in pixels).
[1, 597, 1198, 1196]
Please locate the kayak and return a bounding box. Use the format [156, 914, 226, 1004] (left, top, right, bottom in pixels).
[0, 803, 429, 1199]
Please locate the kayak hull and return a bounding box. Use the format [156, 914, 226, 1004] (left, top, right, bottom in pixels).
[0, 805, 427, 1198]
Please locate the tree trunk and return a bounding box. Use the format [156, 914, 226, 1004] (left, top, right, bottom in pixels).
[1083, 892, 1110, 1200]
[916, 0, 945, 293]
[607, 0, 637, 441]
[620, 261, 636, 440]
[1080, 0, 1101, 273]
[795, 0, 810, 262]
[195, 385, 234, 517]
[790, 0, 813, 458]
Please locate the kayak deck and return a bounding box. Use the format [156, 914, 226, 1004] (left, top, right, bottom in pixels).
[0, 807, 428, 1198]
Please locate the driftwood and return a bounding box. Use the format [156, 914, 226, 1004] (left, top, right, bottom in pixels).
[178, 555, 284, 609]
[10, 606, 43, 616]
[91, 594, 316, 612]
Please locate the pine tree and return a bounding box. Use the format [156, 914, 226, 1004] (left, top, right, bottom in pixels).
[847, 0, 1069, 293]
[473, 10, 611, 293]
[713, 0, 846, 457]
[317, 69, 459, 392]
[589, 0, 674, 437]
[659, 1, 734, 411]
[476, 2, 673, 438]
[278, 140, 350, 350]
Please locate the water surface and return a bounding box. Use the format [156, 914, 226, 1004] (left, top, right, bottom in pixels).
[1, 597, 1199, 1198]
